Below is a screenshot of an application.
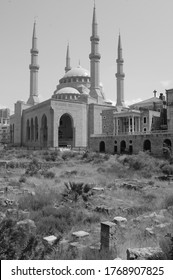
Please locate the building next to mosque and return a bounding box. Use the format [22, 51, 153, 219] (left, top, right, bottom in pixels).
[10, 5, 173, 156]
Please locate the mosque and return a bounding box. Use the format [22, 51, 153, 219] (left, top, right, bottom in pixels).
[10, 5, 173, 156]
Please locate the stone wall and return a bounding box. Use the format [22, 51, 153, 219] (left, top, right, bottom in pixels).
[90, 132, 173, 156]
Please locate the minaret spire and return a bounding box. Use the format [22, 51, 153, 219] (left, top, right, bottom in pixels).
[89, 4, 104, 101]
[65, 42, 71, 73]
[116, 33, 125, 107]
[27, 21, 40, 105]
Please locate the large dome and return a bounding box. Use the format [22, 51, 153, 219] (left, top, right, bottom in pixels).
[63, 65, 90, 78]
[56, 87, 80, 95]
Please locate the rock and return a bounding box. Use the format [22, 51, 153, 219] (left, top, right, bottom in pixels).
[127, 247, 164, 260]
[0, 197, 7, 207]
[120, 183, 142, 191]
[72, 230, 89, 240]
[59, 239, 69, 251]
[43, 235, 58, 246]
[114, 257, 122, 260]
[145, 227, 155, 236]
[17, 219, 36, 233]
[0, 212, 6, 223]
[93, 187, 104, 192]
[155, 223, 171, 229]
[95, 205, 113, 214]
[69, 242, 87, 258]
[113, 216, 127, 227]
[159, 233, 173, 260]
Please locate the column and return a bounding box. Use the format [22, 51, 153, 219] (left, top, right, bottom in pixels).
[132, 116, 134, 134]
[113, 118, 115, 135]
[138, 117, 141, 133]
[128, 117, 131, 133]
[116, 118, 119, 135]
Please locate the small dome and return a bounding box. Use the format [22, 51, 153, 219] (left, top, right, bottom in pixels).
[56, 87, 80, 95]
[63, 65, 90, 78]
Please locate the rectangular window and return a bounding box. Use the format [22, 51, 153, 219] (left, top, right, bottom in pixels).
[143, 117, 147, 124]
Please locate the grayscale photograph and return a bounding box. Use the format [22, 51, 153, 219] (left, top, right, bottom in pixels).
[0, 0, 173, 261]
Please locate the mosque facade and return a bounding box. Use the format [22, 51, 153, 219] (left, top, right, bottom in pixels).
[10, 5, 173, 156]
[10, 6, 113, 149]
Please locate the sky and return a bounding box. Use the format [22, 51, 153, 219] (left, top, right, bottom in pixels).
[1, 0, 173, 112]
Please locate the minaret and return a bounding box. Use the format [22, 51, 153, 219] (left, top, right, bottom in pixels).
[27, 21, 40, 105]
[89, 4, 103, 100]
[65, 43, 71, 73]
[116, 33, 125, 107]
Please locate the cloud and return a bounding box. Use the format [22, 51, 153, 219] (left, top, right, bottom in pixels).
[160, 80, 173, 88]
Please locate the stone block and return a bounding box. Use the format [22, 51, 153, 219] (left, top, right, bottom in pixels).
[100, 221, 117, 251]
[69, 242, 87, 258]
[0, 212, 6, 223]
[72, 230, 90, 242]
[127, 247, 165, 260]
[113, 216, 127, 227]
[43, 235, 58, 246]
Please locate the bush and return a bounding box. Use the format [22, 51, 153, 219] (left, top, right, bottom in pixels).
[25, 158, 40, 176]
[0, 218, 45, 260]
[159, 234, 173, 260]
[61, 150, 75, 160]
[163, 194, 173, 208]
[19, 175, 26, 183]
[41, 170, 55, 179]
[161, 164, 173, 175]
[18, 191, 55, 211]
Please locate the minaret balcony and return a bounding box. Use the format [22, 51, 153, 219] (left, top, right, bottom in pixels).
[116, 58, 124, 63]
[30, 48, 39, 54]
[29, 64, 40, 70]
[89, 53, 101, 60]
[115, 73, 125, 78]
[90, 35, 100, 41]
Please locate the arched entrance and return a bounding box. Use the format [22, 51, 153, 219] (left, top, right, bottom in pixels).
[99, 141, 105, 153]
[40, 114, 48, 147]
[143, 139, 151, 152]
[58, 114, 74, 147]
[120, 140, 126, 153]
[163, 139, 172, 157]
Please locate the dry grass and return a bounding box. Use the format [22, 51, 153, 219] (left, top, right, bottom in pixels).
[1, 149, 173, 259]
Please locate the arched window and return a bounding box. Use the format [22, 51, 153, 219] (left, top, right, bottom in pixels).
[99, 141, 105, 153]
[143, 139, 151, 152]
[120, 140, 126, 153]
[35, 117, 38, 141]
[40, 114, 48, 147]
[26, 119, 30, 141]
[31, 118, 34, 141]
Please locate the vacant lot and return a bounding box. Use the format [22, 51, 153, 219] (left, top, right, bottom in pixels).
[0, 148, 173, 259]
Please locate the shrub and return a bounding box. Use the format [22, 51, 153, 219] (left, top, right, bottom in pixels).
[19, 175, 26, 183]
[163, 194, 173, 208]
[159, 234, 173, 260]
[18, 191, 54, 211]
[25, 158, 40, 176]
[0, 218, 45, 260]
[61, 151, 75, 160]
[41, 170, 55, 179]
[161, 164, 173, 175]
